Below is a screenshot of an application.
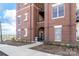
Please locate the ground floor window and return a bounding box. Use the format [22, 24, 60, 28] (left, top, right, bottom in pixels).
[54, 25, 62, 42]
[24, 28, 27, 37]
[76, 27, 79, 41]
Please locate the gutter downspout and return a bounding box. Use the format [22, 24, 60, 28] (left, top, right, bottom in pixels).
[69, 4, 72, 45]
[48, 3, 49, 43]
[30, 3, 32, 43]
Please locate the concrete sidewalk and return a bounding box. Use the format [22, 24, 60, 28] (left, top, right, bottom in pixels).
[18, 42, 43, 49]
[0, 42, 59, 56]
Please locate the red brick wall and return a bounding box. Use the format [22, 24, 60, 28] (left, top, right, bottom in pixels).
[16, 4, 39, 42]
[16, 4, 32, 42]
[44, 3, 76, 45]
[16, 3, 76, 45]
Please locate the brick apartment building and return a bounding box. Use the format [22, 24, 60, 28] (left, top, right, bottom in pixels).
[16, 3, 79, 46]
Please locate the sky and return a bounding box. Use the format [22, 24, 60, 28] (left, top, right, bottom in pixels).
[77, 3, 79, 9]
[0, 3, 16, 35]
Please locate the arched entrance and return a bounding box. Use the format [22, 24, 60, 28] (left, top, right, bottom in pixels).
[38, 27, 44, 41]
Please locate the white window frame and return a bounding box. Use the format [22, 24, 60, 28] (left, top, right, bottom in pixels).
[18, 29, 21, 31]
[24, 13, 28, 21]
[52, 3, 64, 19]
[17, 15, 21, 18]
[54, 25, 62, 42]
[24, 28, 27, 37]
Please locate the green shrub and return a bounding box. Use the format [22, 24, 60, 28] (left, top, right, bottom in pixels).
[12, 37, 16, 41]
[66, 44, 73, 48]
[76, 45, 79, 49]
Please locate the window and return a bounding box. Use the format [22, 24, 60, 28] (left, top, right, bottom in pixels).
[18, 31, 21, 35]
[76, 24, 79, 41]
[52, 3, 64, 19]
[18, 31, 21, 40]
[17, 15, 21, 29]
[18, 38, 20, 39]
[17, 15, 21, 24]
[54, 25, 62, 42]
[24, 13, 28, 21]
[18, 29, 21, 31]
[24, 21, 27, 28]
[24, 28, 27, 37]
[59, 4, 64, 17]
[52, 6, 57, 18]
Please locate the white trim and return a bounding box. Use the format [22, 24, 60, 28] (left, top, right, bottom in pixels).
[54, 25, 62, 28]
[18, 38, 20, 39]
[18, 29, 21, 31]
[24, 19, 27, 21]
[52, 3, 64, 7]
[24, 28, 27, 37]
[55, 39, 61, 42]
[52, 16, 64, 19]
[25, 13, 28, 15]
[24, 35, 27, 37]
[17, 15, 21, 17]
[24, 13, 28, 21]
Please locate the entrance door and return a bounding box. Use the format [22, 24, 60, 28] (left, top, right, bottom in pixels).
[38, 27, 44, 41]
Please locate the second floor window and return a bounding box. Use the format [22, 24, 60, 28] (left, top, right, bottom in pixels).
[24, 13, 28, 21]
[52, 3, 64, 19]
[52, 6, 57, 18]
[59, 4, 64, 17]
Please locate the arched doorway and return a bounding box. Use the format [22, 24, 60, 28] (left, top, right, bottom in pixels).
[38, 27, 44, 41]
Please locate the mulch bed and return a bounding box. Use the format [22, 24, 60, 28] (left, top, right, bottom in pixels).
[0, 40, 33, 46]
[0, 51, 8, 56]
[31, 44, 79, 56]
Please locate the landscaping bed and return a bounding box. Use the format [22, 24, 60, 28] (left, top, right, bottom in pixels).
[0, 51, 8, 56]
[0, 40, 33, 46]
[31, 44, 79, 56]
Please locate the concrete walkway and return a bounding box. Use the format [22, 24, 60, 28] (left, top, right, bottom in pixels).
[0, 42, 59, 56]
